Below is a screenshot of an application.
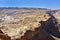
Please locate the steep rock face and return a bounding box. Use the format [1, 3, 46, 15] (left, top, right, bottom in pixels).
[52, 11, 60, 40]
[41, 10, 60, 40]
[19, 18, 54, 40]
[0, 10, 51, 40]
[53, 11, 60, 32]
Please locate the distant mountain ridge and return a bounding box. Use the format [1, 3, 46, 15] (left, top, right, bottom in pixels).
[0, 7, 49, 10]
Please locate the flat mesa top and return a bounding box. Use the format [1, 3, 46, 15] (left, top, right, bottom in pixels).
[0, 10, 50, 39]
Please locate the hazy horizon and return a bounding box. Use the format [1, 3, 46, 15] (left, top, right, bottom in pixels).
[0, 0, 60, 9]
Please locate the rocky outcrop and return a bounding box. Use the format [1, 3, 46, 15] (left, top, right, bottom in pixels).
[53, 11, 60, 32]
[51, 11, 60, 40]
[0, 8, 60, 40]
[0, 10, 52, 40]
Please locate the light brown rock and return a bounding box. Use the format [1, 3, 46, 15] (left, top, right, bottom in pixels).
[0, 11, 50, 40]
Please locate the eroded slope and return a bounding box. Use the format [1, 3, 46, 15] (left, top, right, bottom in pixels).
[0, 11, 50, 40]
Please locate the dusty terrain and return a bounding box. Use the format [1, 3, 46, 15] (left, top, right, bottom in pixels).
[0, 8, 60, 40]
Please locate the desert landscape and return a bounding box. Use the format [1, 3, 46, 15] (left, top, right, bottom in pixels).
[0, 7, 60, 40]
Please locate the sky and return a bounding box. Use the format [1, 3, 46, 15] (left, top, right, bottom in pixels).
[0, 0, 60, 9]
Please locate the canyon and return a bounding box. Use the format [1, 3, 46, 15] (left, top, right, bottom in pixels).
[0, 8, 60, 40]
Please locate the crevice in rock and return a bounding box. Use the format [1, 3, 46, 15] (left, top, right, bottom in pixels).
[44, 12, 60, 38]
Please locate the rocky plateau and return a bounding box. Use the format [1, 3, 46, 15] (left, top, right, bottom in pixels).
[0, 8, 60, 40]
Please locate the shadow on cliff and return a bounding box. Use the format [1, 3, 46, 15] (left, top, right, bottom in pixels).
[36, 11, 60, 40]
[18, 12, 60, 40]
[44, 12, 60, 39]
[0, 30, 11, 40]
[46, 11, 60, 38]
[17, 16, 55, 40]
